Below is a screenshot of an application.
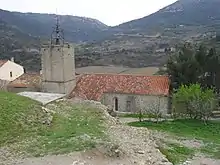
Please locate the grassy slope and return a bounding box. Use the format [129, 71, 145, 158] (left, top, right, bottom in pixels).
[129, 119, 220, 164]
[0, 92, 106, 157]
[129, 119, 220, 143]
[0, 91, 44, 145]
[158, 142, 195, 164]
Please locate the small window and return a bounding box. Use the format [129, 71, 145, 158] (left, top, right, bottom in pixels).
[10, 71, 12, 77]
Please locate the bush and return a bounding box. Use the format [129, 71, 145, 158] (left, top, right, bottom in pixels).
[136, 97, 162, 123]
[173, 84, 218, 123]
[147, 97, 162, 123]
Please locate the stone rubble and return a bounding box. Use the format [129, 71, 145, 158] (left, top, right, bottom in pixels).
[72, 160, 87, 165]
[70, 98, 121, 125]
[71, 98, 173, 165]
[40, 106, 54, 125]
[108, 125, 173, 165]
[181, 156, 220, 165]
[0, 147, 23, 165]
[1, 98, 174, 165]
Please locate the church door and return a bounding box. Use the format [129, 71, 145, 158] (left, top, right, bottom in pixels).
[126, 100, 132, 112]
[126, 96, 135, 112]
[114, 97, 119, 111]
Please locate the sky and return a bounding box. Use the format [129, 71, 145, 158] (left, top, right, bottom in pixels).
[0, 0, 177, 26]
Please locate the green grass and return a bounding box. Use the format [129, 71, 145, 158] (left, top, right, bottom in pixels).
[119, 113, 161, 119]
[0, 91, 44, 145]
[0, 92, 106, 156]
[128, 119, 220, 143]
[159, 142, 195, 165]
[200, 143, 220, 159]
[129, 119, 220, 162]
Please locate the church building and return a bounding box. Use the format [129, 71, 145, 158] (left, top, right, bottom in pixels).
[8, 17, 171, 115]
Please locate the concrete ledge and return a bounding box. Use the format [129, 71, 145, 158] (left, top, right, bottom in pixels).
[18, 92, 66, 105]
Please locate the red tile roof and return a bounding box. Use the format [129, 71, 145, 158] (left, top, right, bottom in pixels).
[0, 60, 8, 67]
[7, 73, 41, 88]
[8, 72, 78, 89]
[70, 74, 170, 101]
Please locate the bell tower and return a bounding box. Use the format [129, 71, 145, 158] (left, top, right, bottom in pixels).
[41, 15, 76, 94]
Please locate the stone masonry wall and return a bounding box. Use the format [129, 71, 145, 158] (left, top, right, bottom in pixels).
[41, 44, 76, 94]
[101, 93, 169, 116]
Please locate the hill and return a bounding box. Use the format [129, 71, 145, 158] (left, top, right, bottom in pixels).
[0, 92, 107, 163]
[0, 19, 42, 71]
[0, 9, 111, 71]
[1, 0, 220, 71]
[113, 0, 220, 33]
[79, 0, 220, 68]
[0, 9, 109, 43]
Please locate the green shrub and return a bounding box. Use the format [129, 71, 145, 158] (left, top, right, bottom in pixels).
[172, 84, 218, 123]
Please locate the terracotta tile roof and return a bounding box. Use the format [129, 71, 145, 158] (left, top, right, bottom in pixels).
[0, 60, 8, 67]
[70, 74, 170, 101]
[8, 72, 41, 88]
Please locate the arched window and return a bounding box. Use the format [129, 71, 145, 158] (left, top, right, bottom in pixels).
[113, 97, 119, 111]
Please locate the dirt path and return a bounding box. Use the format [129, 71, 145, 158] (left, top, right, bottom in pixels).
[107, 124, 172, 165]
[5, 112, 219, 165]
[188, 156, 220, 165]
[119, 117, 220, 165]
[16, 150, 131, 165]
[11, 123, 172, 165]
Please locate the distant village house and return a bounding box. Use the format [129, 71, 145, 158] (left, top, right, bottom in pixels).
[0, 57, 24, 81]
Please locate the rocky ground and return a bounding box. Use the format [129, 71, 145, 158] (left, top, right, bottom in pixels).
[1, 99, 220, 165]
[6, 125, 172, 165]
[0, 99, 172, 165]
[186, 156, 220, 165]
[150, 130, 220, 165]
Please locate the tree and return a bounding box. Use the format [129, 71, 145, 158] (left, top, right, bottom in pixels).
[148, 97, 162, 123]
[138, 108, 143, 122]
[203, 48, 220, 91]
[167, 43, 220, 92]
[167, 44, 201, 90]
[172, 84, 217, 123]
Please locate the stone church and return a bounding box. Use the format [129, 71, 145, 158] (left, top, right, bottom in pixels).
[8, 18, 171, 115]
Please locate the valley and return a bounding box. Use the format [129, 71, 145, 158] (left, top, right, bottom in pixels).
[1, 0, 220, 71]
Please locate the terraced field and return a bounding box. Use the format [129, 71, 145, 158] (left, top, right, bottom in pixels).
[76, 66, 160, 75]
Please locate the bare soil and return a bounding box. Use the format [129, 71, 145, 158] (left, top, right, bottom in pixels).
[16, 149, 131, 165]
[3, 124, 171, 165]
[188, 156, 220, 165]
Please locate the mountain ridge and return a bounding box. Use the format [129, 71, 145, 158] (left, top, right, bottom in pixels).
[0, 8, 110, 43]
[1, 0, 220, 71]
[112, 0, 220, 33]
